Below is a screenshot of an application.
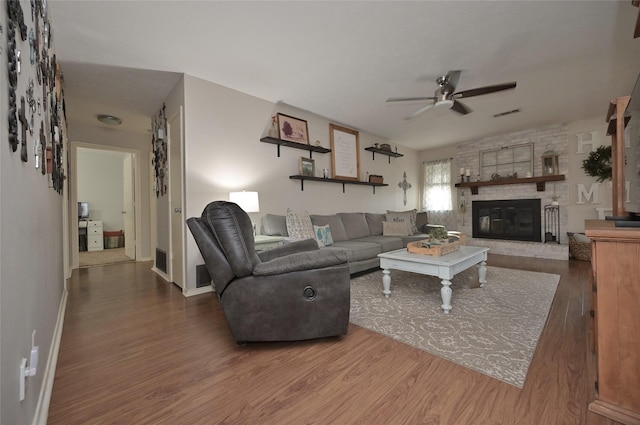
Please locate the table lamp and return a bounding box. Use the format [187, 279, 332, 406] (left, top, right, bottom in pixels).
[229, 190, 260, 234]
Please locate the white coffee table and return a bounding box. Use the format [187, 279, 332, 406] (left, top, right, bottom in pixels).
[378, 246, 489, 314]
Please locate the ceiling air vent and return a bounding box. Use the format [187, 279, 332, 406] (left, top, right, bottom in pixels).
[493, 109, 520, 118]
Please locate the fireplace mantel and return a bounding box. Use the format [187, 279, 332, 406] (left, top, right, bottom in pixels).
[455, 174, 565, 195]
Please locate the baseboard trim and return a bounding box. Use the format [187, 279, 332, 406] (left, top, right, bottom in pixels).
[184, 285, 214, 297]
[32, 288, 68, 425]
[151, 266, 170, 282]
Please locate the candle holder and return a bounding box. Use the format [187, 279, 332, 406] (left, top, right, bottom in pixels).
[460, 174, 465, 183]
[466, 175, 470, 182]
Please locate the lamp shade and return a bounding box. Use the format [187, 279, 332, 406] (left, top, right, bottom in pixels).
[229, 191, 260, 213]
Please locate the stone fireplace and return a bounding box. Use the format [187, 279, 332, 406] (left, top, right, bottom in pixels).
[472, 199, 542, 242]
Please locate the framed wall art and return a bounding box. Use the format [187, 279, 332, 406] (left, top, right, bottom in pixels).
[277, 113, 309, 144]
[300, 157, 315, 177]
[330, 124, 360, 181]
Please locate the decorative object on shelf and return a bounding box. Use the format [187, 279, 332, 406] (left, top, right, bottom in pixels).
[397, 172, 412, 206]
[459, 190, 467, 226]
[379, 143, 392, 151]
[268, 115, 278, 138]
[465, 168, 470, 182]
[322, 168, 329, 178]
[480, 142, 533, 181]
[459, 167, 465, 183]
[581, 145, 612, 182]
[330, 123, 360, 181]
[299, 157, 315, 177]
[277, 113, 309, 144]
[541, 145, 559, 175]
[369, 174, 383, 184]
[374, 143, 379, 148]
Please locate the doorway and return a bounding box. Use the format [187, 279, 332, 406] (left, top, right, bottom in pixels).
[73, 144, 138, 268]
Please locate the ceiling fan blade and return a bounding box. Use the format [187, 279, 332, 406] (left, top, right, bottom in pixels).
[386, 96, 436, 103]
[454, 82, 517, 99]
[451, 100, 472, 115]
[404, 103, 434, 120]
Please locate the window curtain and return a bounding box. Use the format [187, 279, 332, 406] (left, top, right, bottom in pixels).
[422, 159, 456, 228]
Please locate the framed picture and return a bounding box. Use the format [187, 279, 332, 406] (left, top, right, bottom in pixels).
[330, 123, 360, 181]
[277, 113, 309, 144]
[300, 157, 315, 177]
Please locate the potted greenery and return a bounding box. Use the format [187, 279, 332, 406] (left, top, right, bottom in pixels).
[430, 226, 448, 243]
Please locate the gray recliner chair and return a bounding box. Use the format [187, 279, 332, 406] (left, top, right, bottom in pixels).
[187, 201, 351, 344]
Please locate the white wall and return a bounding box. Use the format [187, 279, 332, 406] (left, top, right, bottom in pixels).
[179, 75, 419, 292]
[1, 2, 66, 423]
[77, 148, 128, 231]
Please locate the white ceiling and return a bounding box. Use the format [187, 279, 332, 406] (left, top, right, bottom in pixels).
[48, 1, 640, 151]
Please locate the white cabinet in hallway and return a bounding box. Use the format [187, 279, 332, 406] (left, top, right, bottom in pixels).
[87, 220, 104, 251]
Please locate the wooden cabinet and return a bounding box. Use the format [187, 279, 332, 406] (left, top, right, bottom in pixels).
[585, 220, 640, 425]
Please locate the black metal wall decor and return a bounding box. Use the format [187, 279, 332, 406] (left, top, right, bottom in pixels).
[5, 0, 67, 194]
[152, 103, 168, 197]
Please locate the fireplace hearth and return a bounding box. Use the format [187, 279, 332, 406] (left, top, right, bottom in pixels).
[472, 199, 542, 242]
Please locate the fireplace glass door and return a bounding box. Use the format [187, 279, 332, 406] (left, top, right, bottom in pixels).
[472, 199, 542, 242]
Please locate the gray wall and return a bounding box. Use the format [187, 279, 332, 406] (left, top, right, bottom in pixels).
[0, 1, 66, 423]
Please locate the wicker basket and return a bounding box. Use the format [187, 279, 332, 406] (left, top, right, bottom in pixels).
[568, 232, 591, 261]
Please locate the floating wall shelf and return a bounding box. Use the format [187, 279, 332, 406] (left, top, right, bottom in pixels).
[260, 137, 331, 158]
[455, 174, 565, 195]
[289, 175, 388, 194]
[364, 147, 403, 163]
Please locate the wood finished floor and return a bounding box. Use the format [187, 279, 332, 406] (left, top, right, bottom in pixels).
[48, 255, 619, 425]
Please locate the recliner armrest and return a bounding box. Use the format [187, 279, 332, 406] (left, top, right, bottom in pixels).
[254, 250, 348, 276]
[257, 238, 318, 262]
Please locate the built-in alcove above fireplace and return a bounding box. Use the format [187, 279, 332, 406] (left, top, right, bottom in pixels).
[472, 199, 542, 242]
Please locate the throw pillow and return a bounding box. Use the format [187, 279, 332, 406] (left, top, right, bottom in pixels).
[387, 209, 418, 234]
[286, 209, 315, 240]
[382, 221, 409, 236]
[314, 224, 334, 247]
[386, 209, 417, 235]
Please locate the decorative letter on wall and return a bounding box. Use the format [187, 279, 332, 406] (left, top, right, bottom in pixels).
[576, 131, 599, 154]
[577, 183, 601, 204]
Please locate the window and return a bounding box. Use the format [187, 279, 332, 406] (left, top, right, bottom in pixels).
[422, 159, 452, 212]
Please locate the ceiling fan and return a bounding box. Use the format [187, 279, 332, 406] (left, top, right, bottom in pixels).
[386, 70, 516, 119]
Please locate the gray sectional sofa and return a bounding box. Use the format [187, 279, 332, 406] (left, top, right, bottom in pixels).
[261, 211, 436, 274]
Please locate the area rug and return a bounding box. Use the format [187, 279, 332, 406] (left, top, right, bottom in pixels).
[79, 247, 134, 267]
[349, 266, 559, 388]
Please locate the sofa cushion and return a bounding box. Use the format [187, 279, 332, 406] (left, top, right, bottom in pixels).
[286, 209, 314, 240]
[416, 211, 429, 233]
[354, 236, 403, 252]
[383, 221, 410, 236]
[366, 213, 386, 236]
[387, 209, 418, 234]
[314, 224, 334, 247]
[310, 215, 348, 242]
[323, 241, 382, 262]
[261, 214, 288, 237]
[339, 212, 371, 239]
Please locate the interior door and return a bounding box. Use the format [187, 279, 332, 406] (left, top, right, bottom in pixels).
[169, 110, 184, 288]
[123, 154, 136, 259]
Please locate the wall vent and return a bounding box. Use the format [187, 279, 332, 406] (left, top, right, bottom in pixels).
[493, 108, 521, 118]
[196, 264, 211, 287]
[155, 249, 167, 273]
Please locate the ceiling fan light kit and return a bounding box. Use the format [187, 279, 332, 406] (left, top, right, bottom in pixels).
[387, 70, 517, 119]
